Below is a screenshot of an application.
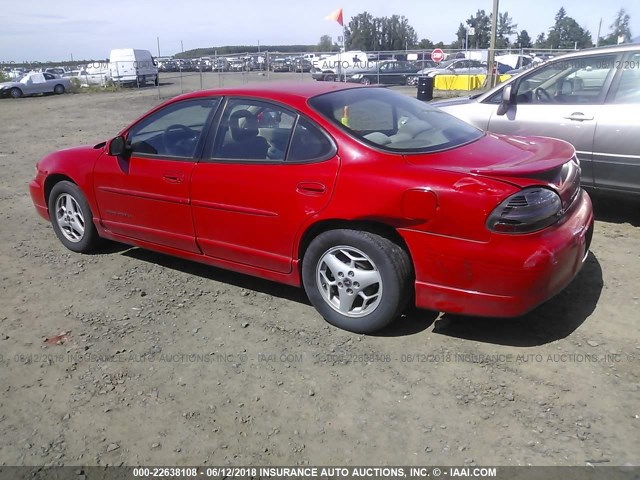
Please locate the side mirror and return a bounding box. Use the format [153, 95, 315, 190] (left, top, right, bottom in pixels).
[497, 84, 513, 116]
[108, 136, 128, 156]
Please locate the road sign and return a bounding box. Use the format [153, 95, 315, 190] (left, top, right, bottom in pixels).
[431, 48, 445, 63]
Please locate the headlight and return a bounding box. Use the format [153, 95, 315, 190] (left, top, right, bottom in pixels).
[0, 85, 8, 90]
[486, 187, 562, 234]
[351, 74, 363, 79]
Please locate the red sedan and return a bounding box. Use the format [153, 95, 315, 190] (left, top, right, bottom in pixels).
[29, 82, 594, 333]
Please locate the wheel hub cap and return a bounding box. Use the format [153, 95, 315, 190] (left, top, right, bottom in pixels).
[316, 246, 382, 318]
[55, 193, 85, 243]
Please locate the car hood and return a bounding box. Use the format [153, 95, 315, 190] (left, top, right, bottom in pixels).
[406, 133, 575, 177]
[0, 81, 20, 88]
[429, 97, 476, 108]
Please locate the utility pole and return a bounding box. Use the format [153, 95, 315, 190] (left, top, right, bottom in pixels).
[157, 36, 161, 58]
[596, 18, 602, 47]
[487, 0, 499, 88]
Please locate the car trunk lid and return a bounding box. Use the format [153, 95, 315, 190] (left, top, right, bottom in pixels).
[405, 133, 581, 210]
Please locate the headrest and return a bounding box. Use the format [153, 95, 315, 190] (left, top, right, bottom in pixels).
[229, 109, 258, 141]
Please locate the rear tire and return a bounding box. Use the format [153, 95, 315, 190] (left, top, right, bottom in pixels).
[324, 74, 335, 82]
[302, 229, 412, 333]
[53, 84, 65, 95]
[48, 181, 100, 253]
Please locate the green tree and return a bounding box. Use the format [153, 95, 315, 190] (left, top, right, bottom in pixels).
[345, 12, 417, 50]
[454, 23, 467, 49]
[418, 38, 434, 49]
[318, 35, 334, 52]
[465, 10, 491, 48]
[534, 32, 547, 48]
[380, 15, 418, 50]
[496, 11, 518, 48]
[547, 8, 593, 49]
[599, 8, 632, 45]
[345, 12, 377, 50]
[516, 30, 533, 48]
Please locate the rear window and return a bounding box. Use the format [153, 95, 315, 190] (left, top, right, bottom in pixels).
[309, 87, 483, 153]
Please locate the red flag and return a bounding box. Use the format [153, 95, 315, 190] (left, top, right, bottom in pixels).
[325, 7, 344, 26]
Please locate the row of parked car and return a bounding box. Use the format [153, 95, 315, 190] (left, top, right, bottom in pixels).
[337, 55, 541, 86]
[157, 54, 316, 73]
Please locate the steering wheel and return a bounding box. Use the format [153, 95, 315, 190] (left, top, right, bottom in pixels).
[535, 87, 553, 103]
[163, 124, 196, 156]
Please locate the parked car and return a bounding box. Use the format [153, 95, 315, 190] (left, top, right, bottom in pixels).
[76, 65, 111, 87]
[292, 58, 312, 73]
[417, 58, 486, 78]
[44, 67, 67, 76]
[29, 83, 593, 333]
[212, 58, 230, 72]
[347, 60, 424, 86]
[270, 58, 291, 72]
[158, 60, 178, 73]
[0, 72, 71, 98]
[433, 44, 640, 196]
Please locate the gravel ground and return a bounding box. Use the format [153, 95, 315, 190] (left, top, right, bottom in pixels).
[0, 73, 639, 467]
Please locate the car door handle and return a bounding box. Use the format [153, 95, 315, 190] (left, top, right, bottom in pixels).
[564, 113, 594, 121]
[296, 182, 326, 195]
[163, 173, 184, 183]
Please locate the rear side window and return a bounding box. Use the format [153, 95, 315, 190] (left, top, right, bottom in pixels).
[287, 118, 336, 162]
[610, 53, 640, 104]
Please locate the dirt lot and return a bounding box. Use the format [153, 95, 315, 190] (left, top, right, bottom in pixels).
[0, 73, 639, 468]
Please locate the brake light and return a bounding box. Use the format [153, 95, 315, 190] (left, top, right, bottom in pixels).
[487, 187, 562, 234]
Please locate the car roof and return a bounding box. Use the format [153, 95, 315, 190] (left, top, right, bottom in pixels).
[175, 81, 365, 105]
[549, 43, 639, 59]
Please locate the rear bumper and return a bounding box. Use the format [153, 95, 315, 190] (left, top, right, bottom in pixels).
[402, 189, 594, 318]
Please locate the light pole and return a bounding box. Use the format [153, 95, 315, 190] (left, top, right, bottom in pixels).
[487, 0, 499, 88]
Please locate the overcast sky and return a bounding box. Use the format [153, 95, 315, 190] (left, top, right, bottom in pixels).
[1, 0, 638, 62]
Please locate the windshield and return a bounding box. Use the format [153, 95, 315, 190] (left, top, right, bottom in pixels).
[437, 59, 456, 69]
[309, 87, 483, 153]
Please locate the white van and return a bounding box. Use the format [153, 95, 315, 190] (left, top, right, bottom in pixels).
[108, 49, 158, 86]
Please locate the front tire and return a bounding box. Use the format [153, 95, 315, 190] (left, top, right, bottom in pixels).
[360, 77, 371, 85]
[10, 87, 22, 98]
[48, 181, 100, 253]
[302, 229, 412, 333]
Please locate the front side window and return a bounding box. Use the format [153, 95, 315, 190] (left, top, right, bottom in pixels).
[514, 54, 616, 105]
[127, 98, 220, 158]
[309, 87, 483, 153]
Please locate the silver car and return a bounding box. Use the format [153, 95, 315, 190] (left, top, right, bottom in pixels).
[433, 44, 640, 196]
[417, 58, 486, 77]
[0, 72, 72, 98]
